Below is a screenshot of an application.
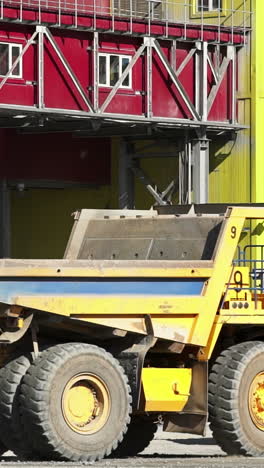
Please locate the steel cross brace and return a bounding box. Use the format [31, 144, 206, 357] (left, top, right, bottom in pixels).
[99, 36, 201, 122]
[119, 139, 176, 208]
[0, 26, 95, 113]
[131, 161, 172, 206]
[0, 29, 238, 129]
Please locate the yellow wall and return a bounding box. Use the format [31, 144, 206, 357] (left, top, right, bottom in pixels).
[251, 0, 264, 203]
[208, 0, 264, 205]
[166, 0, 251, 28]
[11, 186, 112, 258]
[209, 37, 252, 203]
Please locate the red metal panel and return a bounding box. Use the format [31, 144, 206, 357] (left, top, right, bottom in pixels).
[152, 44, 194, 119]
[0, 25, 237, 124]
[43, 33, 91, 111]
[208, 74, 230, 122]
[0, 28, 35, 105]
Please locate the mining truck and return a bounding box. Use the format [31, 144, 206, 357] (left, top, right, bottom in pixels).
[0, 205, 264, 460]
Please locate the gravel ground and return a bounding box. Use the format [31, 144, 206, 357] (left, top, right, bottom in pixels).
[0, 429, 263, 468]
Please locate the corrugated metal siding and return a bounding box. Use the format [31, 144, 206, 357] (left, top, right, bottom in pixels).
[209, 37, 251, 203]
[209, 101, 251, 203]
[251, 0, 264, 203]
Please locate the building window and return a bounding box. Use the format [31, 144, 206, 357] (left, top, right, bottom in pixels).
[197, 0, 222, 11]
[0, 43, 22, 78]
[99, 54, 132, 88]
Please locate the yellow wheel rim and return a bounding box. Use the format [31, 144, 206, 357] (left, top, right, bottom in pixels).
[62, 373, 110, 434]
[249, 372, 264, 431]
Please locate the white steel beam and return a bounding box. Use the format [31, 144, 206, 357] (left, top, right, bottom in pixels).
[230, 46, 236, 124]
[93, 31, 99, 112]
[38, 27, 44, 109]
[201, 41, 208, 122]
[0, 102, 246, 131]
[146, 37, 153, 118]
[170, 40, 176, 71]
[195, 42, 201, 115]
[192, 137, 209, 204]
[207, 53, 218, 84]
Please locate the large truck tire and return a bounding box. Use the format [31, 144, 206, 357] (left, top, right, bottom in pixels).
[111, 415, 158, 457]
[20, 342, 132, 462]
[0, 353, 34, 459]
[209, 341, 264, 456]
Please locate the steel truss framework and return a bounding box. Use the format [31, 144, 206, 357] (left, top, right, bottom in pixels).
[0, 24, 245, 209]
[0, 25, 242, 133]
[118, 131, 212, 210]
[0, 20, 248, 227]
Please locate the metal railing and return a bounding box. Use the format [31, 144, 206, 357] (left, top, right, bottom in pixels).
[225, 245, 264, 309]
[237, 244, 264, 290]
[0, 0, 252, 43]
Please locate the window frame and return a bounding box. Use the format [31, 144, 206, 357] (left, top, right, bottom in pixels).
[98, 53, 132, 89]
[0, 42, 23, 79]
[190, 0, 227, 18]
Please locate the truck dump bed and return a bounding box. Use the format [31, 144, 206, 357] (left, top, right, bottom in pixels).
[64, 208, 223, 261]
[0, 205, 262, 350]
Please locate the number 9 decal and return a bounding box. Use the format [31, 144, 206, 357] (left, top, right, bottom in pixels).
[231, 226, 237, 239]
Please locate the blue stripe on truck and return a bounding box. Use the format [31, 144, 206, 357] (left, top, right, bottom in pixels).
[0, 278, 204, 304]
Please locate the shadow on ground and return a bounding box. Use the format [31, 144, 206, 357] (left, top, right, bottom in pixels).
[163, 437, 217, 446]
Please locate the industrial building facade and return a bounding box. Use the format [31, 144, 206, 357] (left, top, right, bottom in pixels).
[0, 0, 255, 257]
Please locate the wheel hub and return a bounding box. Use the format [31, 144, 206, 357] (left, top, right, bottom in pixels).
[249, 372, 264, 430]
[65, 382, 98, 426]
[62, 373, 110, 434]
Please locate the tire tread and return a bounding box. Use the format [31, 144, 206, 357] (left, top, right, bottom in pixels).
[209, 340, 264, 456]
[20, 342, 132, 462]
[111, 416, 158, 457]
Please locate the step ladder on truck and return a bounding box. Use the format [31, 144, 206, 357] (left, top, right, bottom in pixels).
[0, 205, 263, 460]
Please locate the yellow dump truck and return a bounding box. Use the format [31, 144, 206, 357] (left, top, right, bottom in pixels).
[1, 205, 264, 461]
